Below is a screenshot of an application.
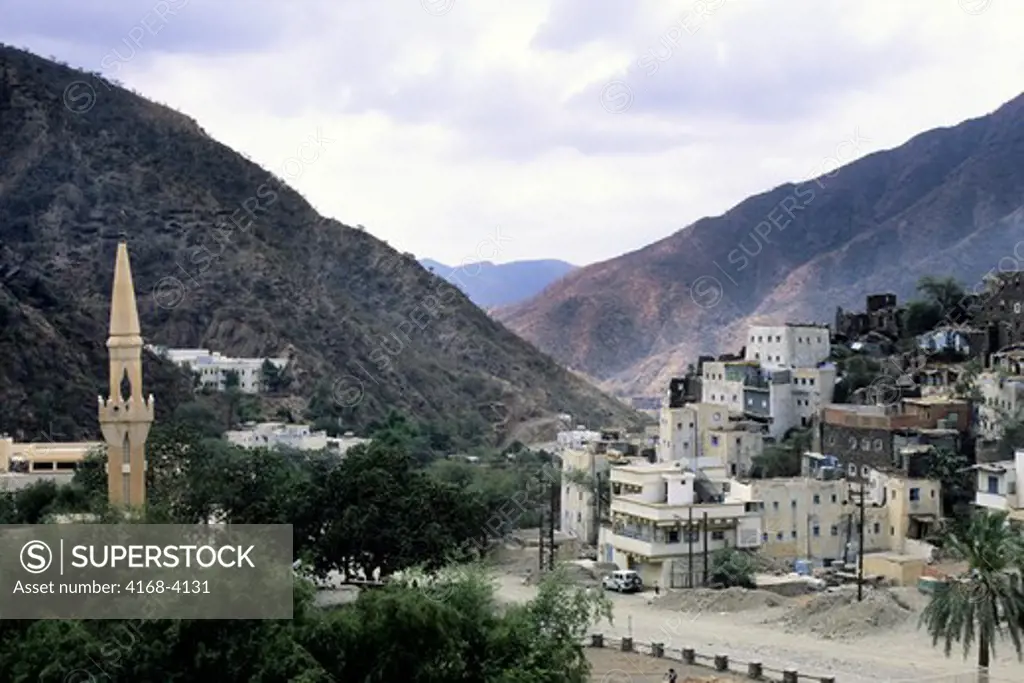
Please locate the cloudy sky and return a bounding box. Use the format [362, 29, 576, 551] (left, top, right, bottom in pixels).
[2, 0, 1022, 266]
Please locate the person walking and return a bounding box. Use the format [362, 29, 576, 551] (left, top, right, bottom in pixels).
[665, 667, 678, 683]
[654, 581, 660, 597]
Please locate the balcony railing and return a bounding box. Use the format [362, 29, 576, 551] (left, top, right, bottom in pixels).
[610, 497, 747, 523]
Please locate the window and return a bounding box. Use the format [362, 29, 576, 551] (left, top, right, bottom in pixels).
[711, 435, 720, 446]
[809, 378, 815, 386]
[762, 533, 769, 542]
[830, 494, 837, 504]
[988, 476, 999, 494]
[873, 522, 880, 534]
[578, 491, 583, 501]
[848, 463, 857, 476]
[576, 512, 581, 523]
[812, 525, 820, 537]
[668, 529, 680, 543]
[791, 500, 797, 508]
[890, 527, 895, 535]
[711, 531, 725, 541]
[776, 532, 784, 540]
[772, 501, 779, 510]
[791, 530, 798, 539]
[830, 525, 839, 536]
[813, 494, 820, 504]
[930, 489, 935, 498]
[909, 488, 920, 501]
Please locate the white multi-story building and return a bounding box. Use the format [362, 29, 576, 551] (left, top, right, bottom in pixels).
[226, 423, 369, 453]
[657, 399, 763, 477]
[560, 447, 611, 545]
[149, 346, 289, 394]
[556, 427, 602, 451]
[598, 461, 763, 587]
[559, 429, 639, 544]
[744, 324, 831, 371]
[977, 349, 1024, 439]
[703, 360, 835, 440]
[975, 450, 1024, 521]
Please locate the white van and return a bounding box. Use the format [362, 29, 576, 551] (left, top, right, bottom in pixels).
[602, 569, 643, 593]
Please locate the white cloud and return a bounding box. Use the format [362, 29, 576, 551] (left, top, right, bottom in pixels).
[2, 0, 1021, 265]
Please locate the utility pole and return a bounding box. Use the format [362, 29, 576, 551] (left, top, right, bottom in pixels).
[857, 483, 866, 602]
[538, 471, 546, 574]
[702, 511, 709, 586]
[806, 514, 812, 561]
[687, 507, 694, 588]
[548, 480, 557, 571]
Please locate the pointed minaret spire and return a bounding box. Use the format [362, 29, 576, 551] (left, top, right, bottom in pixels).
[99, 241, 153, 508]
[109, 241, 142, 341]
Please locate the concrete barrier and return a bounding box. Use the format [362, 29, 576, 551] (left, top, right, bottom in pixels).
[585, 633, 831, 682]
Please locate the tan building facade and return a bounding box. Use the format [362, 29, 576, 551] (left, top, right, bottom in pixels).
[0, 439, 102, 474]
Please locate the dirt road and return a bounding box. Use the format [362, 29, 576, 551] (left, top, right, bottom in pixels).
[494, 575, 1024, 683]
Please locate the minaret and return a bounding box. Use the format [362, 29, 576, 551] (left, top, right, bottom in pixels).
[98, 242, 154, 507]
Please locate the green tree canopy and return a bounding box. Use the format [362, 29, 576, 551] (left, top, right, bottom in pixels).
[920, 509, 1024, 675]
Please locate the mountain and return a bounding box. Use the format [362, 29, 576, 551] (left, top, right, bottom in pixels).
[0, 46, 641, 443]
[497, 92, 1024, 396]
[419, 258, 577, 309]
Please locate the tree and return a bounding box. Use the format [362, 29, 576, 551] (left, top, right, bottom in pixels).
[919, 509, 1024, 679]
[905, 276, 967, 336]
[927, 448, 974, 519]
[223, 370, 242, 429]
[260, 359, 291, 393]
[708, 547, 756, 589]
[917, 276, 967, 320]
[750, 428, 811, 478]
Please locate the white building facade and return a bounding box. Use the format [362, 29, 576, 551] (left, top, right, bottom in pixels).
[227, 423, 368, 453]
[975, 450, 1024, 519]
[149, 346, 288, 394]
[744, 324, 831, 371]
[598, 461, 763, 587]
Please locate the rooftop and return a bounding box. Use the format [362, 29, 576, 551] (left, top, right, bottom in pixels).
[902, 395, 968, 406]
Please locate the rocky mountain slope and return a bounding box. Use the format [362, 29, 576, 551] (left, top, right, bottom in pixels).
[497, 92, 1024, 396]
[419, 258, 577, 309]
[0, 46, 640, 442]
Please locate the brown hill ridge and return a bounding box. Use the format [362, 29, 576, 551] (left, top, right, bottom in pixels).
[0, 46, 640, 442]
[497, 92, 1024, 396]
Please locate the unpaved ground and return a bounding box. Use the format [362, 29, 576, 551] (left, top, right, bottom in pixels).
[587, 647, 743, 682]
[494, 574, 1024, 683]
[654, 587, 787, 613]
[775, 586, 919, 640]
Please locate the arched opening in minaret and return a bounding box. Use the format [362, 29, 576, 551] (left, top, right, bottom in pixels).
[120, 368, 132, 402]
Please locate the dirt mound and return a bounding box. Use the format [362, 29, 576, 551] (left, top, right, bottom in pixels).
[655, 587, 789, 613]
[778, 587, 913, 639]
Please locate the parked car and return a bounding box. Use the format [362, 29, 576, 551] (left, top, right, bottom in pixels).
[602, 569, 643, 593]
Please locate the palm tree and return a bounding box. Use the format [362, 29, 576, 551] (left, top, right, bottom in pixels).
[919, 509, 1024, 681]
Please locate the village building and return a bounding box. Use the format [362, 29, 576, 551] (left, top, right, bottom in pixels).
[834, 294, 905, 341]
[597, 460, 764, 587]
[974, 449, 1024, 521]
[149, 346, 288, 394]
[817, 398, 967, 480]
[226, 422, 369, 454]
